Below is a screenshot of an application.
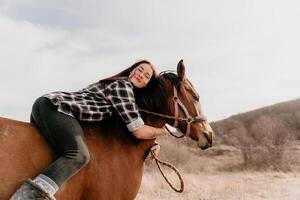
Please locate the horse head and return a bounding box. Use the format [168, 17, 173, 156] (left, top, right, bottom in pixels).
[136, 60, 214, 150]
[171, 60, 214, 149]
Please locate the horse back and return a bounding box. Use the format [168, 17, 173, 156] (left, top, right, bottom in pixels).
[0, 117, 55, 199]
[0, 117, 150, 200]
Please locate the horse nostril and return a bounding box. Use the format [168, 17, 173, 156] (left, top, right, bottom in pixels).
[204, 131, 213, 145]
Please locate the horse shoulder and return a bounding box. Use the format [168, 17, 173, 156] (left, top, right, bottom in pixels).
[82, 129, 150, 200]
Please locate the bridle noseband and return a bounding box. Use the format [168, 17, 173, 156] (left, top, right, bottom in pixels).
[139, 86, 207, 138]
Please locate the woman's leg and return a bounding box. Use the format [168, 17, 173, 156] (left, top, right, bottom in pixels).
[31, 97, 90, 187]
[10, 97, 90, 199]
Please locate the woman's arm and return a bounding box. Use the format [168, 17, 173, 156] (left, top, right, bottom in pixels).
[106, 79, 167, 139]
[132, 125, 167, 139]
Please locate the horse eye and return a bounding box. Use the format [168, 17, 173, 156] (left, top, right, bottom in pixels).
[194, 96, 199, 102]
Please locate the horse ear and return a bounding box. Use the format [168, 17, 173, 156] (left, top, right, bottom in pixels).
[177, 59, 186, 81]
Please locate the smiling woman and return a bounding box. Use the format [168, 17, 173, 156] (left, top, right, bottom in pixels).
[0, 60, 214, 200]
[129, 63, 154, 88]
[9, 60, 169, 199]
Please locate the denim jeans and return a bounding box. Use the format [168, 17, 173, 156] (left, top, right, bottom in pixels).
[30, 97, 90, 187]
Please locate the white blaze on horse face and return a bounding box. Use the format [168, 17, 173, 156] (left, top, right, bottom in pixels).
[194, 99, 214, 140]
[195, 101, 214, 147]
[185, 80, 214, 146]
[129, 63, 153, 88]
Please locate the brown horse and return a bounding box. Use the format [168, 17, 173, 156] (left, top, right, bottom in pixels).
[0, 60, 214, 200]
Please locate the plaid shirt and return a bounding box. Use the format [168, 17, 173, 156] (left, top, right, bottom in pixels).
[43, 77, 144, 132]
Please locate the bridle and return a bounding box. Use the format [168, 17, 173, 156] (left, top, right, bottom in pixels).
[139, 86, 207, 138]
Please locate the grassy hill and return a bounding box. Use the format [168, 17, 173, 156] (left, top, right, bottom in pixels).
[212, 98, 300, 142]
[211, 98, 300, 170]
[154, 98, 300, 172]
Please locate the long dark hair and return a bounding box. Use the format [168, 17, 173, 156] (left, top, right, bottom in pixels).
[100, 60, 158, 82]
[100, 60, 167, 121]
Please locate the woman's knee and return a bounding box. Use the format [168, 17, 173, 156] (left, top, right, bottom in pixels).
[78, 148, 90, 166]
[66, 148, 90, 167]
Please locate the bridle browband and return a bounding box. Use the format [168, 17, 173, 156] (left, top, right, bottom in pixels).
[139, 86, 207, 138]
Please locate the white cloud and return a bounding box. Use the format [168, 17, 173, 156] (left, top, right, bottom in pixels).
[0, 0, 300, 122]
[0, 17, 115, 120]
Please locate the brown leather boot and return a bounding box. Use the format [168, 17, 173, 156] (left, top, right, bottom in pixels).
[9, 179, 56, 200]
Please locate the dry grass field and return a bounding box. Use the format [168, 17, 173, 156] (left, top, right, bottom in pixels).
[136, 141, 300, 200]
[136, 99, 300, 200]
[137, 171, 300, 200]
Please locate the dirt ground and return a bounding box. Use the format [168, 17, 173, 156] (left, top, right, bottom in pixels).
[136, 172, 300, 200]
[136, 141, 300, 200]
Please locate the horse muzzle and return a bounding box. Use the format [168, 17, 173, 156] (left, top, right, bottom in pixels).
[197, 130, 214, 150]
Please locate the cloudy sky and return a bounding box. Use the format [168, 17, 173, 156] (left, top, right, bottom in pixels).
[0, 0, 299, 122]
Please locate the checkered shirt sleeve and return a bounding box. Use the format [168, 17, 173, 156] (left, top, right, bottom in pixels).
[42, 78, 144, 132]
[106, 80, 144, 132]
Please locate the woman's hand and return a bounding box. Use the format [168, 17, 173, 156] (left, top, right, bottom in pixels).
[150, 143, 160, 157]
[132, 125, 167, 140]
[146, 143, 160, 161]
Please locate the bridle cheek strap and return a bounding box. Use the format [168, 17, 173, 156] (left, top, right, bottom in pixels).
[173, 87, 192, 136]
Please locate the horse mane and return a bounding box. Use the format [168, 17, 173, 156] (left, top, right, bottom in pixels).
[159, 71, 181, 90]
[134, 71, 182, 120]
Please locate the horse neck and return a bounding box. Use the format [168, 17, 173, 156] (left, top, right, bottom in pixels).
[81, 118, 161, 161]
[78, 120, 158, 199]
[81, 116, 168, 175]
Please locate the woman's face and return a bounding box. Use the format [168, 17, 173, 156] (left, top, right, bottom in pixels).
[129, 63, 154, 88]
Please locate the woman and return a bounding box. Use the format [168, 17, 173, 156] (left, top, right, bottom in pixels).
[10, 60, 167, 200]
